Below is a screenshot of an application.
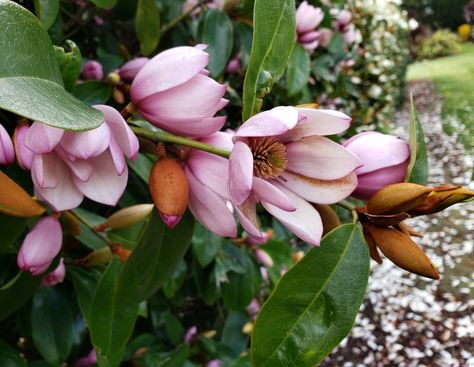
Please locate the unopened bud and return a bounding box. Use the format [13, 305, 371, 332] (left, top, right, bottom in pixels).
[184, 325, 197, 343]
[42, 258, 66, 287]
[82, 60, 103, 81]
[410, 185, 474, 216]
[292, 250, 305, 263]
[313, 204, 341, 235]
[99, 204, 154, 230]
[254, 248, 274, 268]
[366, 182, 431, 215]
[110, 243, 132, 261]
[149, 156, 189, 228]
[106, 71, 121, 85]
[201, 330, 217, 339]
[242, 321, 253, 334]
[77, 247, 113, 267]
[113, 87, 125, 104]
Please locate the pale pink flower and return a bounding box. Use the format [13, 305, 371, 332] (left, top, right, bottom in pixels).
[82, 60, 103, 81]
[13, 123, 33, 170]
[130, 46, 228, 137]
[254, 248, 274, 268]
[343, 132, 410, 200]
[207, 360, 222, 367]
[17, 105, 139, 211]
[337, 9, 352, 28]
[184, 132, 237, 238]
[228, 106, 360, 245]
[343, 26, 357, 45]
[0, 123, 14, 165]
[17, 216, 62, 276]
[119, 57, 149, 82]
[41, 258, 66, 287]
[296, 1, 324, 52]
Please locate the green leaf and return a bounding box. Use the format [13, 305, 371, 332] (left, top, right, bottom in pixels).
[33, 0, 59, 29]
[31, 288, 74, 365]
[406, 95, 429, 185]
[251, 224, 370, 367]
[0, 339, 27, 367]
[91, 0, 117, 9]
[199, 9, 233, 77]
[0, 271, 41, 321]
[0, 214, 26, 253]
[286, 43, 310, 97]
[221, 311, 249, 355]
[0, 0, 62, 83]
[163, 311, 185, 346]
[135, 0, 160, 56]
[69, 267, 103, 325]
[0, 77, 104, 131]
[73, 81, 112, 105]
[90, 258, 139, 367]
[192, 223, 223, 267]
[54, 40, 82, 92]
[242, 0, 295, 121]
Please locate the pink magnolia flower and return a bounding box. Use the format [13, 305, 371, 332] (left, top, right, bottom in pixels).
[296, 1, 324, 52]
[119, 57, 149, 82]
[228, 106, 360, 245]
[17, 105, 139, 211]
[0, 123, 15, 165]
[343, 132, 410, 200]
[41, 258, 66, 287]
[184, 325, 197, 343]
[337, 9, 352, 28]
[130, 46, 228, 137]
[82, 60, 103, 81]
[17, 216, 62, 276]
[184, 132, 237, 237]
[343, 26, 357, 45]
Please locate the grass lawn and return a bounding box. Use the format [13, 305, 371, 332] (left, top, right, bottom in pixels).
[407, 43, 474, 151]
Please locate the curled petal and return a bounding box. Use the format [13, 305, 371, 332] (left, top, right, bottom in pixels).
[108, 136, 127, 176]
[24, 122, 64, 154]
[253, 177, 296, 211]
[229, 141, 254, 205]
[55, 147, 93, 182]
[199, 131, 234, 151]
[31, 154, 59, 189]
[60, 122, 110, 160]
[119, 57, 149, 81]
[13, 124, 34, 170]
[353, 163, 408, 200]
[261, 183, 323, 246]
[0, 123, 15, 165]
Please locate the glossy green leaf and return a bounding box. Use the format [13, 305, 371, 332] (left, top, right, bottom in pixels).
[192, 223, 223, 267]
[33, 0, 59, 29]
[0, 340, 27, 367]
[73, 81, 112, 105]
[54, 40, 82, 92]
[0, 77, 104, 131]
[135, 0, 160, 55]
[0, 0, 62, 83]
[70, 267, 103, 325]
[31, 288, 74, 365]
[286, 43, 310, 97]
[221, 311, 249, 355]
[242, 0, 295, 120]
[90, 258, 139, 367]
[91, 0, 117, 9]
[251, 224, 370, 367]
[406, 95, 429, 185]
[0, 213, 26, 253]
[163, 311, 185, 346]
[0, 271, 41, 321]
[200, 9, 234, 77]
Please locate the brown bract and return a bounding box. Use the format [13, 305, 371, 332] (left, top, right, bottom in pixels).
[0, 171, 45, 217]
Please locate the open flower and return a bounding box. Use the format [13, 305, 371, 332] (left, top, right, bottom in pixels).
[130, 45, 228, 137]
[18, 105, 139, 211]
[228, 106, 360, 245]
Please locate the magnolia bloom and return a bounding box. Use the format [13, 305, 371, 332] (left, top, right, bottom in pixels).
[343, 132, 410, 200]
[337, 9, 352, 29]
[17, 216, 62, 276]
[82, 60, 103, 81]
[0, 123, 15, 165]
[119, 57, 149, 82]
[13, 123, 33, 170]
[184, 132, 237, 237]
[296, 1, 324, 52]
[228, 106, 360, 245]
[41, 258, 66, 287]
[17, 105, 139, 211]
[130, 45, 228, 137]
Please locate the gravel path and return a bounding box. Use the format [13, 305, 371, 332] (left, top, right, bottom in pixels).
[320, 81, 474, 367]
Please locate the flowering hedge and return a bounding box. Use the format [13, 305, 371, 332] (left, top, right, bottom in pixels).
[0, 1, 472, 367]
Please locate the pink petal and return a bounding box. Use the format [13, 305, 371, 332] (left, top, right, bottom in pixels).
[0, 123, 15, 165]
[229, 141, 254, 205]
[119, 57, 149, 81]
[138, 74, 227, 119]
[281, 171, 358, 204]
[296, 2, 324, 33]
[60, 122, 110, 160]
[298, 31, 320, 43]
[131, 46, 209, 102]
[199, 131, 234, 151]
[141, 113, 226, 138]
[252, 177, 296, 211]
[281, 109, 351, 142]
[55, 146, 93, 181]
[31, 154, 59, 189]
[261, 184, 323, 246]
[34, 159, 84, 211]
[108, 136, 126, 175]
[13, 124, 34, 170]
[235, 106, 299, 138]
[94, 104, 139, 160]
[186, 167, 237, 237]
[24, 122, 64, 154]
[73, 151, 128, 206]
[286, 136, 361, 180]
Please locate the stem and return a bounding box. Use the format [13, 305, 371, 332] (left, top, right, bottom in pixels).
[160, 0, 205, 35]
[69, 210, 112, 246]
[336, 200, 359, 224]
[131, 126, 231, 158]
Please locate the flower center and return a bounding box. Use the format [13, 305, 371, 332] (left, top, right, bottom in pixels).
[247, 137, 287, 180]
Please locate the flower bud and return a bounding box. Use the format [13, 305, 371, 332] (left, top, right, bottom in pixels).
[207, 360, 222, 367]
[410, 185, 474, 216]
[225, 55, 241, 74]
[77, 247, 113, 267]
[343, 132, 410, 200]
[337, 9, 352, 28]
[246, 298, 260, 319]
[149, 156, 189, 228]
[254, 248, 274, 268]
[101, 204, 154, 230]
[17, 216, 62, 275]
[110, 243, 132, 262]
[13, 122, 34, 170]
[242, 321, 253, 334]
[41, 258, 66, 287]
[292, 250, 305, 263]
[184, 325, 197, 343]
[313, 204, 341, 236]
[82, 60, 103, 81]
[0, 123, 15, 165]
[74, 349, 97, 367]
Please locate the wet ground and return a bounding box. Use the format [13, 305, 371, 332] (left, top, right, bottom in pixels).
[321, 81, 474, 367]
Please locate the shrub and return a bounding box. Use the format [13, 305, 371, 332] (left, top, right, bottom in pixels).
[418, 29, 463, 59]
